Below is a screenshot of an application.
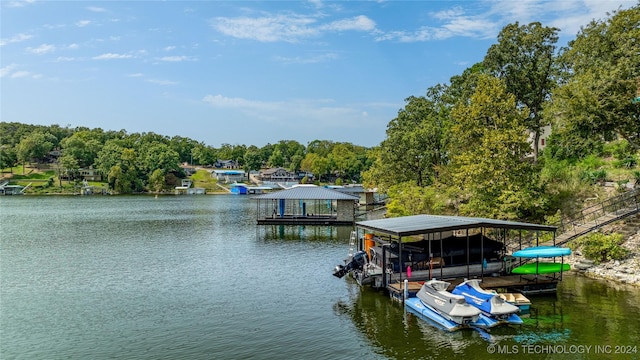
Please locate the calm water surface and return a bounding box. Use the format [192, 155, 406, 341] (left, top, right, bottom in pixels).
[1, 196, 639, 359]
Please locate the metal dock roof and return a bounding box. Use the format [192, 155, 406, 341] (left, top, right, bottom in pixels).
[252, 185, 360, 200]
[356, 214, 556, 237]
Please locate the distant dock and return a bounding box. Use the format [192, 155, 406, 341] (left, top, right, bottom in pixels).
[253, 185, 360, 225]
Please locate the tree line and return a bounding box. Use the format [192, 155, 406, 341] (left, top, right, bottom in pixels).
[0, 122, 372, 193]
[2, 5, 638, 224]
[362, 6, 639, 223]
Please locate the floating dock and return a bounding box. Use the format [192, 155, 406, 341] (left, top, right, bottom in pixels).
[388, 275, 558, 303]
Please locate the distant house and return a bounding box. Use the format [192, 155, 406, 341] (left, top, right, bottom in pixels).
[211, 170, 246, 183]
[79, 168, 102, 181]
[45, 148, 62, 163]
[214, 160, 239, 169]
[257, 167, 299, 188]
[527, 125, 552, 154]
[259, 167, 297, 182]
[326, 184, 375, 206]
[180, 163, 197, 176]
[59, 167, 102, 182]
[175, 179, 205, 195]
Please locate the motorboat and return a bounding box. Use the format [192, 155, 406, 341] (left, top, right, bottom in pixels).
[414, 279, 481, 326]
[452, 279, 522, 327]
[333, 251, 368, 278]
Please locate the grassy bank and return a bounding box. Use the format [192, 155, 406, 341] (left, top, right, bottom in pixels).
[1, 166, 231, 195]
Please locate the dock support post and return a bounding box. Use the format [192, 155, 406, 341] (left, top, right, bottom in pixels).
[403, 279, 408, 302]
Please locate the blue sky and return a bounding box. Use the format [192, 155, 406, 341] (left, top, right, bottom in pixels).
[1, 0, 635, 148]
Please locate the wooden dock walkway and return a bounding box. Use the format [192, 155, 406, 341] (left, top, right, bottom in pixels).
[388, 275, 560, 301]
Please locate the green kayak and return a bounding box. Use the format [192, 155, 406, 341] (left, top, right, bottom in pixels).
[511, 262, 570, 275]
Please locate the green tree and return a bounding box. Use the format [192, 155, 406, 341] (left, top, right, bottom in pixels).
[60, 130, 103, 168]
[148, 168, 166, 192]
[267, 140, 305, 170]
[300, 152, 331, 182]
[484, 22, 560, 161]
[191, 144, 217, 166]
[0, 145, 17, 171]
[385, 183, 447, 217]
[218, 143, 246, 166]
[364, 89, 450, 192]
[141, 143, 180, 174]
[551, 6, 640, 151]
[268, 148, 285, 167]
[96, 142, 142, 193]
[169, 136, 199, 163]
[58, 154, 81, 182]
[446, 74, 544, 220]
[243, 145, 263, 172]
[16, 131, 55, 170]
[95, 141, 125, 178]
[330, 143, 363, 182]
[306, 140, 334, 157]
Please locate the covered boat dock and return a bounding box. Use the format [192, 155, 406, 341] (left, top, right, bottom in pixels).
[353, 215, 561, 294]
[253, 185, 360, 225]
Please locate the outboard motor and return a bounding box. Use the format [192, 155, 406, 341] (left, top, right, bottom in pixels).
[333, 251, 368, 278]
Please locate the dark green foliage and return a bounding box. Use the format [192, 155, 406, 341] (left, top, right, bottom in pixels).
[580, 169, 607, 184]
[572, 232, 630, 264]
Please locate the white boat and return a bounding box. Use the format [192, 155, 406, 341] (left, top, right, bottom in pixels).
[452, 279, 522, 327]
[415, 279, 481, 326]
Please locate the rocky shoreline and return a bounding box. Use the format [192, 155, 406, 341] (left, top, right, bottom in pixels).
[567, 219, 640, 286]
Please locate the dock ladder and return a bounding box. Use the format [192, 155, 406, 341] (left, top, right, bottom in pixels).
[348, 230, 357, 258]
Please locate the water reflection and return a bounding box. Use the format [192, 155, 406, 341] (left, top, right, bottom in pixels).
[333, 280, 489, 360]
[334, 274, 640, 360]
[260, 224, 354, 242]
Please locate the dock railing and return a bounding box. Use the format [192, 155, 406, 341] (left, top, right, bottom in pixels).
[551, 187, 640, 246]
[503, 187, 639, 261]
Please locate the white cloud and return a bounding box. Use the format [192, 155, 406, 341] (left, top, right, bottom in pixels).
[5, 0, 35, 8]
[55, 56, 76, 62]
[0, 33, 33, 46]
[27, 44, 56, 55]
[212, 13, 377, 43]
[11, 70, 32, 78]
[376, 4, 499, 42]
[67, 43, 79, 50]
[147, 79, 179, 85]
[321, 15, 376, 32]
[476, 0, 636, 41]
[212, 15, 317, 42]
[158, 55, 195, 62]
[374, 0, 624, 43]
[76, 20, 91, 27]
[86, 6, 107, 13]
[164, 46, 176, 51]
[308, 0, 324, 9]
[128, 73, 144, 77]
[43, 24, 66, 30]
[0, 64, 18, 77]
[201, 94, 375, 129]
[203, 94, 271, 109]
[1, 64, 41, 79]
[543, 0, 636, 36]
[369, 0, 634, 44]
[92, 53, 133, 60]
[273, 52, 339, 64]
[436, 17, 498, 39]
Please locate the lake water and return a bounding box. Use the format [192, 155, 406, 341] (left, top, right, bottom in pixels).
[1, 195, 639, 359]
